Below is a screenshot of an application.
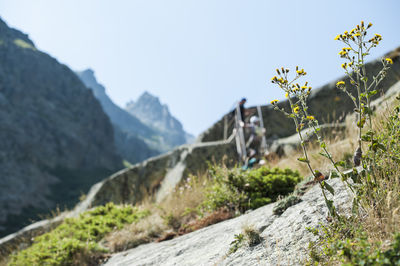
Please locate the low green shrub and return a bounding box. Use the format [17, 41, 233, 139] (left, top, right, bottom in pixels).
[202, 165, 302, 213]
[9, 203, 149, 266]
[307, 218, 400, 265]
[273, 194, 302, 215]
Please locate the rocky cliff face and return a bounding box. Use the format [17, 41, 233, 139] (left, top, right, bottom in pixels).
[126, 92, 195, 151]
[198, 47, 400, 143]
[0, 18, 122, 237]
[76, 69, 159, 163]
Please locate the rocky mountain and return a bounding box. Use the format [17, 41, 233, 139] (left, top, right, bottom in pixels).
[0, 18, 122, 237]
[76, 69, 159, 163]
[126, 92, 195, 150]
[77, 70, 194, 162]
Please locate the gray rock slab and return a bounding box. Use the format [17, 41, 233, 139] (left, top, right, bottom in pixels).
[105, 178, 352, 266]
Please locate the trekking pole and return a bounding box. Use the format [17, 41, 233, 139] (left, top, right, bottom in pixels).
[236, 103, 247, 164]
[257, 105, 268, 154]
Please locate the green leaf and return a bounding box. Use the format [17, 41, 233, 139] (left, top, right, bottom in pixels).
[361, 134, 371, 142]
[376, 143, 387, 151]
[368, 90, 378, 97]
[297, 157, 309, 163]
[323, 181, 335, 196]
[330, 171, 339, 178]
[320, 142, 326, 149]
[357, 118, 366, 128]
[334, 161, 346, 167]
[363, 106, 373, 115]
[325, 199, 336, 217]
[319, 152, 330, 159]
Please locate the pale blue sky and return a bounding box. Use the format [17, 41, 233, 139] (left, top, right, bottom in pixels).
[1, 0, 399, 135]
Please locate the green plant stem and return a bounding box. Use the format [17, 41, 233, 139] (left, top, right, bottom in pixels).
[300, 99, 354, 192]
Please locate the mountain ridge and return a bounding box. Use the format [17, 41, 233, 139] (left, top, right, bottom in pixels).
[76, 69, 159, 163]
[126, 91, 194, 148]
[0, 18, 122, 236]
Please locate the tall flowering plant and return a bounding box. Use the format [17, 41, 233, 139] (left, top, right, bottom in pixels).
[270, 67, 339, 217]
[269, 21, 393, 218]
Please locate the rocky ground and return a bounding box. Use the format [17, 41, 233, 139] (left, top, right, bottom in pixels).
[105, 178, 352, 266]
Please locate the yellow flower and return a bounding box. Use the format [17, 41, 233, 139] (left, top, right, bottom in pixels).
[385, 58, 393, 64]
[285, 92, 289, 98]
[367, 22, 373, 28]
[307, 116, 315, 120]
[336, 81, 345, 87]
[334, 34, 341, 40]
[341, 63, 347, 69]
[354, 33, 361, 37]
[339, 50, 348, 57]
[293, 106, 300, 113]
[270, 99, 278, 104]
[271, 76, 277, 81]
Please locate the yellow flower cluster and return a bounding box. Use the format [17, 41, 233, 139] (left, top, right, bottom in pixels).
[385, 58, 393, 64]
[270, 99, 278, 105]
[296, 66, 307, 76]
[341, 61, 353, 69]
[271, 75, 288, 84]
[287, 82, 312, 94]
[336, 80, 345, 87]
[334, 21, 373, 42]
[293, 106, 300, 113]
[338, 47, 351, 58]
[368, 33, 382, 45]
[306, 115, 315, 120]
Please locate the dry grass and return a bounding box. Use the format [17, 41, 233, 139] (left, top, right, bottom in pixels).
[362, 162, 400, 247]
[178, 208, 234, 235]
[103, 213, 167, 252]
[358, 100, 400, 246]
[270, 130, 355, 178]
[158, 173, 210, 221]
[103, 173, 212, 251]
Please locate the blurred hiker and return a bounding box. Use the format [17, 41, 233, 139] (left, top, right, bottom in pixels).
[230, 98, 247, 125]
[238, 98, 247, 124]
[246, 115, 265, 152]
[241, 115, 266, 169]
[232, 98, 248, 164]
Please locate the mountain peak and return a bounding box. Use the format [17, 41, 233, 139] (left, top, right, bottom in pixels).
[76, 68, 95, 83]
[75, 69, 105, 94]
[125, 92, 188, 147]
[136, 91, 164, 108]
